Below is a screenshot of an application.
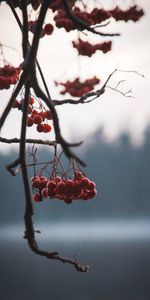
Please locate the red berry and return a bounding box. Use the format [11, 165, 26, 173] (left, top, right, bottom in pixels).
[45, 110, 52, 120]
[65, 180, 74, 196]
[33, 114, 43, 124]
[39, 177, 48, 189]
[87, 181, 96, 191]
[32, 109, 38, 116]
[33, 193, 41, 202]
[47, 189, 56, 198]
[36, 123, 44, 132]
[27, 116, 34, 127]
[31, 176, 39, 182]
[72, 180, 82, 197]
[56, 181, 66, 195]
[32, 178, 41, 188]
[80, 177, 90, 188]
[64, 197, 73, 204]
[54, 176, 62, 183]
[47, 180, 56, 190]
[43, 124, 52, 133]
[40, 111, 46, 121]
[44, 23, 54, 35]
[82, 192, 89, 200]
[87, 189, 97, 199]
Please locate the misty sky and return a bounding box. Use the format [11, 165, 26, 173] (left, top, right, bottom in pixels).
[0, 0, 150, 153]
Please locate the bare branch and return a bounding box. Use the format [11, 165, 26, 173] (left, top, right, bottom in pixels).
[0, 136, 56, 146]
[53, 69, 117, 105]
[21, 0, 28, 58]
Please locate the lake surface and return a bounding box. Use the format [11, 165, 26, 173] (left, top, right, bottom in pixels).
[0, 220, 150, 300]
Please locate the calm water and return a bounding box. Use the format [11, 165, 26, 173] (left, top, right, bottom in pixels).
[1, 220, 150, 300]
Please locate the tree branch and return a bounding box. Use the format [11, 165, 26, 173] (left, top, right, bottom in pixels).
[53, 69, 117, 105]
[21, 0, 28, 58]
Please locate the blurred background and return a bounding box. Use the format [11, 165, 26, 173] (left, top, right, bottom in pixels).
[0, 1, 150, 299]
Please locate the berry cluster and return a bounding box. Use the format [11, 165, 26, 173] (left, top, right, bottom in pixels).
[54, 9, 75, 32]
[72, 39, 112, 57]
[0, 64, 21, 90]
[32, 171, 97, 204]
[110, 5, 144, 22]
[12, 96, 52, 133]
[53, 5, 144, 32]
[54, 7, 106, 32]
[54, 7, 105, 32]
[55, 76, 100, 97]
[28, 21, 54, 37]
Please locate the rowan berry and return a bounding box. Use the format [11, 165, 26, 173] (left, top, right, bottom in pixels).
[45, 110, 52, 120]
[43, 124, 52, 133]
[33, 193, 41, 202]
[36, 123, 44, 132]
[47, 180, 56, 191]
[33, 114, 42, 124]
[44, 23, 54, 35]
[27, 116, 34, 127]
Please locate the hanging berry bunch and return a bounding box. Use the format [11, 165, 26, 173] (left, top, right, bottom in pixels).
[110, 5, 144, 22]
[53, 5, 144, 33]
[12, 95, 52, 133]
[31, 150, 97, 205]
[0, 64, 21, 90]
[72, 39, 112, 57]
[55, 76, 100, 97]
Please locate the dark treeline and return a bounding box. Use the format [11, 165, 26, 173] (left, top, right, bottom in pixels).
[0, 126, 150, 225]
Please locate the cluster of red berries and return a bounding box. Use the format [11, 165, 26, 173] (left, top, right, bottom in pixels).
[72, 39, 112, 57]
[12, 96, 52, 133]
[0, 64, 21, 90]
[32, 171, 97, 204]
[28, 21, 54, 37]
[55, 76, 100, 97]
[110, 5, 144, 22]
[53, 7, 104, 32]
[53, 5, 144, 32]
[54, 9, 75, 32]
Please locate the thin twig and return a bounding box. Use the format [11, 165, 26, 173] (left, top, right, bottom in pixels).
[53, 69, 117, 105]
[0, 137, 57, 145]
